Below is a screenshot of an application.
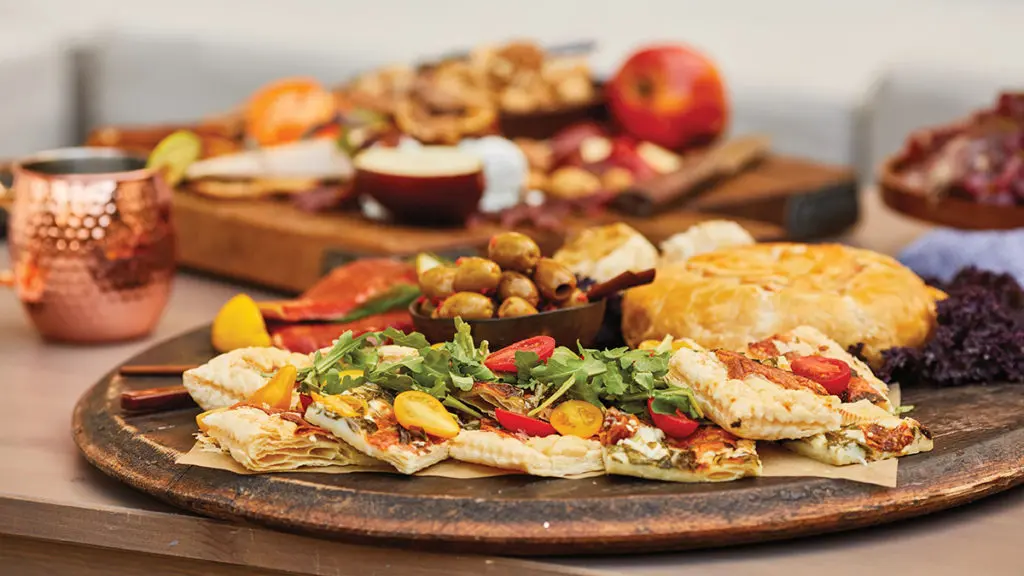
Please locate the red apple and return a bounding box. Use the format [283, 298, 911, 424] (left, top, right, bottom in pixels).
[606, 44, 728, 150]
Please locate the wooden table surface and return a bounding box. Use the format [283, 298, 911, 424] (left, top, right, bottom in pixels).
[1, 189, 1021, 576]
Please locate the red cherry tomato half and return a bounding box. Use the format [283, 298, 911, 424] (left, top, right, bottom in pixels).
[647, 398, 699, 439]
[484, 336, 556, 373]
[790, 356, 851, 395]
[494, 408, 558, 437]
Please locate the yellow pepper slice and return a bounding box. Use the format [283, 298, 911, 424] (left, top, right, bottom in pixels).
[211, 294, 272, 353]
[195, 407, 229, 432]
[393, 390, 460, 439]
[337, 369, 364, 380]
[311, 392, 368, 418]
[549, 400, 603, 438]
[248, 364, 297, 410]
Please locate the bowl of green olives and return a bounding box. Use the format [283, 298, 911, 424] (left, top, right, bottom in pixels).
[410, 232, 608, 348]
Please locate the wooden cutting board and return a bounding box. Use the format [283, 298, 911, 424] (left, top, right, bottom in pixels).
[173, 155, 857, 293]
[73, 327, 1024, 556]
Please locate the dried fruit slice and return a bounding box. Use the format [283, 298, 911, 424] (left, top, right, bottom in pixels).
[147, 130, 202, 187]
[245, 77, 338, 147]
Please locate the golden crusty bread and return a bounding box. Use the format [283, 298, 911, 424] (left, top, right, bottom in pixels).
[622, 243, 945, 365]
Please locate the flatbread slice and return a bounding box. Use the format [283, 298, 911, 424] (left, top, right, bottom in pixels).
[449, 420, 604, 477]
[600, 409, 761, 483]
[667, 340, 843, 440]
[196, 405, 376, 472]
[746, 325, 893, 412]
[303, 384, 449, 475]
[183, 346, 312, 411]
[784, 400, 933, 465]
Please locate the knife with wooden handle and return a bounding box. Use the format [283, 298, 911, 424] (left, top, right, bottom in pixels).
[611, 135, 773, 217]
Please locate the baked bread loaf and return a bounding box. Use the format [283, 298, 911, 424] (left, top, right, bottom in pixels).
[622, 243, 944, 365]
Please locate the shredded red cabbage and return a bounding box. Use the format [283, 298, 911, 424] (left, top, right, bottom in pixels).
[876, 267, 1024, 387]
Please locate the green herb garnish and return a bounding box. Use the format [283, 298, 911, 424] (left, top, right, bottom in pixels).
[331, 284, 421, 323]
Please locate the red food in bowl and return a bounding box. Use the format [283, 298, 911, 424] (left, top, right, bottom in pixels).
[353, 146, 485, 225]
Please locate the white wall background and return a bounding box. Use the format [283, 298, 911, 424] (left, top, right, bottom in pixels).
[0, 0, 1022, 161]
[4, 0, 1023, 92]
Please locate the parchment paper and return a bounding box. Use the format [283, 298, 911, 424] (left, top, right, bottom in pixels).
[176, 387, 904, 487]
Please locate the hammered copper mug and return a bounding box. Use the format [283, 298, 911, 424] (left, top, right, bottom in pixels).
[0, 147, 176, 343]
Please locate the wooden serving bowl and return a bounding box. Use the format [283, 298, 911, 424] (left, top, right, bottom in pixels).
[498, 90, 608, 140]
[879, 119, 1024, 230]
[409, 298, 607, 349]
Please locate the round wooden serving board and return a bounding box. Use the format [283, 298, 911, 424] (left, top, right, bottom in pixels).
[73, 327, 1024, 556]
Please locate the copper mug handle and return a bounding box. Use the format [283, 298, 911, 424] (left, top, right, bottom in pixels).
[0, 180, 11, 288]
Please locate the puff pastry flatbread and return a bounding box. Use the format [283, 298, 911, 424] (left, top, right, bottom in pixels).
[183, 347, 312, 411]
[304, 385, 450, 474]
[197, 405, 375, 472]
[449, 420, 604, 477]
[622, 243, 944, 365]
[667, 340, 843, 440]
[600, 409, 761, 482]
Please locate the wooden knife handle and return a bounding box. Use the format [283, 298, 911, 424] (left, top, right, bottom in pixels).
[586, 269, 656, 302]
[119, 364, 198, 376]
[120, 385, 195, 412]
[612, 135, 772, 217]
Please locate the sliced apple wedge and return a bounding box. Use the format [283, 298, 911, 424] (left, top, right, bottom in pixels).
[353, 146, 485, 225]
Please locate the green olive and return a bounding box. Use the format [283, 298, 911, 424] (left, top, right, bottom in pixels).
[437, 291, 495, 320]
[498, 296, 539, 318]
[419, 266, 457, 300]
[532, 258, 577, 302]
[452, 257, 502, 294]
[487, 232, 541, 273]
[497, 271, 540, 307]
[556, 288, 589, 309]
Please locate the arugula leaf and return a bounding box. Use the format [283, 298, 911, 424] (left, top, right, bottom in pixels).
[449, 371, 475, 392]
[323, 371, 366, 395]
[527, 374, 576, 417]
[332, 284, 420, 323]
[514, 350, 541, 371]
[380, 327, 430, 349]
[651, 388, 703, 419]
[443, 395, 483, 418]
[296, 331, 372, 392]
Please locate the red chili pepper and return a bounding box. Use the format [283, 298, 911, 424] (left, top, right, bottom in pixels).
[495, 408, 558, 437]
[647, 398, 699, 439]
[484, 336, 556, 372]
[790, 356, 851, 395]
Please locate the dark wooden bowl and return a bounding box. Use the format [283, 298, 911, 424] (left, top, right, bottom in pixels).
[879, 116, 1024, 230]
[498, 85, 609, 140]
[409, 298, 607, 348]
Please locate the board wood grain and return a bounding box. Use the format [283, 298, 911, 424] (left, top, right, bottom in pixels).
[71, 327, 1024, 556]
[172, 155, 854, 293]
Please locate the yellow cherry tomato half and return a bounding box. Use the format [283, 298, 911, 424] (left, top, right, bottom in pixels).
[248, 364, 297, 411]
[549, 400, 603, 438]
[311, 391, 367, 418]
[393, 391, 460, 439]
